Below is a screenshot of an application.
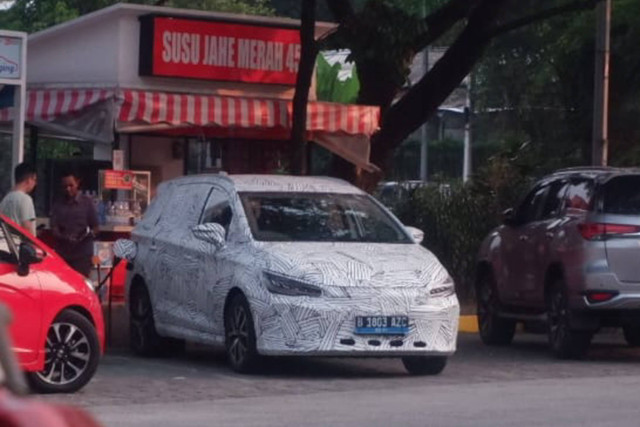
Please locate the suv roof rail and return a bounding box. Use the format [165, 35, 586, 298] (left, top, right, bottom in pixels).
[551, 166, 640, 177]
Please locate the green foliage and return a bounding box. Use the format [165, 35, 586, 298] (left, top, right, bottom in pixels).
[325, 0, 429, 87]
[475, 0, 640, 170]
[0, 0, 273, 33]
[167, 0, 273, 15]
[315, 54, 360, 104]
[395, 151, 533, 302]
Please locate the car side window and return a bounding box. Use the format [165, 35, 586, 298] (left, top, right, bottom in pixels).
[162, 183, 213, 229]
[565, 179, 594, 211]
[518, 186, 549, 224]
[0, 222, 23, 263]
[540, 180, 568, 220]
[139, 184, 172, 228]
[200, 187, 232, 234]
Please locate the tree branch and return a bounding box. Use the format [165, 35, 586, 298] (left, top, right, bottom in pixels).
[325, 0, 356, 26]
[415, 0, 481, 50]
[371, 0, 509, 162]
[486, 0, 598, 39]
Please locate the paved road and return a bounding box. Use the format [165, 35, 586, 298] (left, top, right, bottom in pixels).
[41, 332, 640, 426]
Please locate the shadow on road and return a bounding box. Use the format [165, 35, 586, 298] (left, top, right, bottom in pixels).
[179, 345, 405, 378]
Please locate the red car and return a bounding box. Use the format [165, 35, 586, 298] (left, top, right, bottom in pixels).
[0, 214, 104, 393]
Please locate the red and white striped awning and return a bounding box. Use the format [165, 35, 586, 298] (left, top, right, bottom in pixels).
[0, 88, 380, 137]
[118, 90, 379, 136]
[0, 88, 114, 122]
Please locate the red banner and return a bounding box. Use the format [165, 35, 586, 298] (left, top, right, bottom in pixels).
[103, 170, 134, 190]
[140, 16, 301, 85]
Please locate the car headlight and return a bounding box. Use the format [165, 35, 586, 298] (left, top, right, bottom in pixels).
[84, 278, 96, 292]
[429, 275, 455, 297]
[264, 271, 322, 297]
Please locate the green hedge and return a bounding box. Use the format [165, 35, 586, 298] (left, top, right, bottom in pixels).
[394, 157, 532, 303]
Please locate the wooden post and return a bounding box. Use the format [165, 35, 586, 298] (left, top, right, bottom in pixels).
[592, 0, 611, 166]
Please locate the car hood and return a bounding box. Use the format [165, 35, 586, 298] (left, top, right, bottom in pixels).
[258, 242, 449, 288]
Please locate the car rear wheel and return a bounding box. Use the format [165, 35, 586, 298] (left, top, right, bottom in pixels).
[476, 270, 516, 345]
[402, 356, 447, 375]
[28, 310, 100, 393]
[129, 284, 166, 357]
[623, 325, 640, 347]
[547, 281, 592, 359]
[225, 294, 260, 373]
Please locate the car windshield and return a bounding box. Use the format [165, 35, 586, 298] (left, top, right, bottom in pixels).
[239, 192, 412, 243]
[602, 175, 640, 214]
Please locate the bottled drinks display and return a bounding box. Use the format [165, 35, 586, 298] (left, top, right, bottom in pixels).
[87, 191, 143, 226]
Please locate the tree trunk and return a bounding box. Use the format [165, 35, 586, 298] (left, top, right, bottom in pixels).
[290, 0, 317, 175]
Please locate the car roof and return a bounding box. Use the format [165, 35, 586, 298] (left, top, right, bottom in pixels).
[164, 174, 365, 195]
[229, 175, 364, 194]
[544, 167, 640, 183]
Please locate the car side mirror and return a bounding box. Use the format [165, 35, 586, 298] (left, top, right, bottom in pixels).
[502, 208, 518, 226]
[113, 239, 138, 262]
[192, 223, 226, 249]
[405, 226, 424, 244]
[17, 242, 42, 277]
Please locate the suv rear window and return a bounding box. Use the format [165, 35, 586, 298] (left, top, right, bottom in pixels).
[602, 176, 640, 214]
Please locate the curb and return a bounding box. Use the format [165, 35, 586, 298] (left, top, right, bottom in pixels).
[459, 315, 478, 333]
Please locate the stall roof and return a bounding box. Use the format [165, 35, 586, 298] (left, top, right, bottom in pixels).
[28, 3, 335, 45]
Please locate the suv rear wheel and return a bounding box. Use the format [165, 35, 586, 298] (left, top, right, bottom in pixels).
[476, 270, 516, 345]
[546, 280, 592, 359]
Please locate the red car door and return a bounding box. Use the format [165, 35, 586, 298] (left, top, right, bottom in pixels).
[0, 222, 42, 366]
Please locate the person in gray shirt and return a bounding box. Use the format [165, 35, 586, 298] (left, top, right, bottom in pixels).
[0, 163, 37, 235]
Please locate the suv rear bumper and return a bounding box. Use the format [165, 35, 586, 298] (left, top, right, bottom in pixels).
[570, 271, 640, 310]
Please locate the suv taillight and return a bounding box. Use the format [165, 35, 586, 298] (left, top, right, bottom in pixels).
[578, 223, 640, 240]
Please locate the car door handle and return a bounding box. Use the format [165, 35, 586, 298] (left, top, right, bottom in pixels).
[545, 232, 554, 239]
[149, 243, 158, 251]
[519, 235, 529, 242]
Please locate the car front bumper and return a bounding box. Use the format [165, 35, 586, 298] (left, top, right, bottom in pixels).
[254, 289, 459, 357]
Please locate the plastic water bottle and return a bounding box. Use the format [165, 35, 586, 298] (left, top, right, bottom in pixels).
[97, 199, 106, 225]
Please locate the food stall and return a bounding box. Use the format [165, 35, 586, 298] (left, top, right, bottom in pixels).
[0, 3, 380, 311]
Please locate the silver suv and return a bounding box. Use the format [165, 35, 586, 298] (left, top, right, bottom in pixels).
[476, 167, 640, 358]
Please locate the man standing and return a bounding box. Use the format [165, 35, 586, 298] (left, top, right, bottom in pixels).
[50, 171, 99, 277]
[0, 163, 37, 235]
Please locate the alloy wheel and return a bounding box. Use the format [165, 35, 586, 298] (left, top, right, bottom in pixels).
[36, 322, 91, 386]
[227, 304, 249, 367]
[477, 279, 494, 335]
[548, 288, 568, 348]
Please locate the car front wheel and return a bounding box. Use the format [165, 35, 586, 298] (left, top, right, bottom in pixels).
[28, 310, 100, 393]
[401, 356, 447, 375]
[547, 281, 592, 359]
[225, 293, 260, 373]
[476, 270, 516, 345]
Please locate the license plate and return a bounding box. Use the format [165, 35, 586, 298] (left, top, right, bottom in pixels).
[354, 316, 409, 335]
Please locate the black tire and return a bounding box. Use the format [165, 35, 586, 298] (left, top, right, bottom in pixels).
[622, 325, 640, 347]
[129, 283, 164, 357]
[402, 356, 447, 376]
[225, 293, 260, 373]
[476, 270, 516, 345]
[27, 310, 100, 393]
[547, 280, 592, 359]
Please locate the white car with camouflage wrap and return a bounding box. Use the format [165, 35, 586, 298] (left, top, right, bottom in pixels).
[115, 174, 459, 375]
